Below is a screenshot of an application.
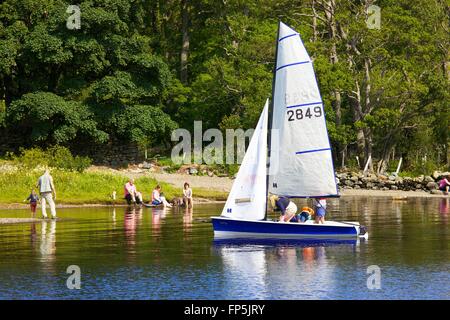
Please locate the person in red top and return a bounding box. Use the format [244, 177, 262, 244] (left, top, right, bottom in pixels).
[124, 178, 143, 205]
[438, 175, 450, 195]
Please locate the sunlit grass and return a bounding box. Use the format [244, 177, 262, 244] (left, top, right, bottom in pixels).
[0, 169, 227, 204]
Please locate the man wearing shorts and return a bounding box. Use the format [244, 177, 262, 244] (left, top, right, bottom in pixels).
[315, 198, 327, 224]
[269, 195, 297, 222]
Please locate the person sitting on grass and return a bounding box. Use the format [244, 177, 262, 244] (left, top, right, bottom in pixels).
[152, 185, 172, 207]
[124, 178, 143, 205]
[183, 182, 193, 208]
[438, 175, 450, 195]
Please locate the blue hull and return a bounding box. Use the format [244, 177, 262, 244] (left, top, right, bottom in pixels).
[212, 217, 359, 239]
[213, 237, 358, 247]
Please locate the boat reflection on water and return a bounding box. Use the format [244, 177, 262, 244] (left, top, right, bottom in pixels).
[216, 241, 269, 299]
[214, 237, 360, 299]
[213, 237, 358, 247]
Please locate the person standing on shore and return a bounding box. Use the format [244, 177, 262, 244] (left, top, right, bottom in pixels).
[36, 169, 57, 219]
[24, 188, 40, 216]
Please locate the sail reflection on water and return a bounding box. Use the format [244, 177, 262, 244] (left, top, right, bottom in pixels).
[215, 238, 358, 299]
[218, 245, 268, 299]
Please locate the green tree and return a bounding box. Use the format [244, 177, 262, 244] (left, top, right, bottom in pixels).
[7, 91, 108, 145]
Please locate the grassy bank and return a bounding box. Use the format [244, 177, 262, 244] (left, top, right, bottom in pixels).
[0, 169, 227, 205]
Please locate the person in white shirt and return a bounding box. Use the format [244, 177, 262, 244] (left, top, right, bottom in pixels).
[36, 169, 57, 219]
[183, 182, 193, 208]
[152, 185, 172, 207]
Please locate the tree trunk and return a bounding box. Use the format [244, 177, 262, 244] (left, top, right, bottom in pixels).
[377, 144, 395, 175]
[311, 0, 318, 42]
[363, 57, 373, 170]
[349, 79, 365, 168]
[150, 0, 160, 35]
[364, 128, 374, 172]
[324, 0, 344, 166]
[47, 66, 61, 92]
[324, 0, 340, 124]
[180, 0, 190, 84]
[0, 76, 5, 110]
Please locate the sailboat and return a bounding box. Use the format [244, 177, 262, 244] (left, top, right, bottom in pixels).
[211, 22, 368, 239]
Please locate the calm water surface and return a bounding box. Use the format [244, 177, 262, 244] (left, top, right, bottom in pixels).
[0, 197, 448, 299]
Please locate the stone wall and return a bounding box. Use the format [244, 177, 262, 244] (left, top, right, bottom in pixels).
[336, 171, 450, 194]
[73, 140, 144, 167]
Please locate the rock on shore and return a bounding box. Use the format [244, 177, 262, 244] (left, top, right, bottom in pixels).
[336, 171, 449, 194]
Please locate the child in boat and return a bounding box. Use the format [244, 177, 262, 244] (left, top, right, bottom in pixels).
[24, 188, 40, 216]
[315, 198, 327, 224]
[269, 195, 297, 222]
[295, 206, 314, 222]
[438, 175, 450, 195]
[152, 185, 172, 207]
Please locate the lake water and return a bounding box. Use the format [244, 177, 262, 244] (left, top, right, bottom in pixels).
[0, 197, 448, 300]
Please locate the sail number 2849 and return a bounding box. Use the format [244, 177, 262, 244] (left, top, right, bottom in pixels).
[287, 107, 322, 121]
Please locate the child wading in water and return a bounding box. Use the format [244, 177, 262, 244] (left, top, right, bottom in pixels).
[24, 189, 40, 216]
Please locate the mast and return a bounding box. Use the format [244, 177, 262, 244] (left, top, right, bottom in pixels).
[264, 21, 280, 220]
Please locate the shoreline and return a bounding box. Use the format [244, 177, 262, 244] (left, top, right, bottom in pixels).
[0, 189, 447, 210]
[0, 197, 226, 210]
[338, 189, 448, 198]
[1, 189, 447, 224]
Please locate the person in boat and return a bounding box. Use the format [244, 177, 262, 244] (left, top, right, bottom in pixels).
[124, 178, 143, 205]
[438, 175, 450, 195]
[293, 206, 314, 223]
[152, 185, 172, 207]
[315, 198, 327, 224]
[183, 182, 193, 208]
[269, 195, 297, 222]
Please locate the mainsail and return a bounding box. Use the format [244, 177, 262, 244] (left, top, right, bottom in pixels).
[268, 22, 338, 198]
[221, 100, 269, 220]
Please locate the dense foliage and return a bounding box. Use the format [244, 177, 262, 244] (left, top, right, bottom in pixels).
[0, 0, 448, 173]
[10, 146, 92, 172]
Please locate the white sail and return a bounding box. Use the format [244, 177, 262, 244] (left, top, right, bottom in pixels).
[268, 22, 338, 198]
[221, 100, 269, 220]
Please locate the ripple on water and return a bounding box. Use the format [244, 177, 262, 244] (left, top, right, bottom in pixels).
[0, 198, 448, 299]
